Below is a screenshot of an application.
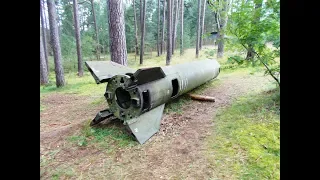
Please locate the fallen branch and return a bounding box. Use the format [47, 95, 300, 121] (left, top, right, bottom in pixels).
[188, 94, 215, 102]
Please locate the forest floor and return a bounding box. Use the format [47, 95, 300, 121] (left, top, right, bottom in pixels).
[40, 47, 280, 179]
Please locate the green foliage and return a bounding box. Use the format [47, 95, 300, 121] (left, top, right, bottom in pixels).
[60, 0, 74, 37]
[227, 54, 260, 67]
[184, 0, 199, 47]
[224, 0, 280, 84]
[81, 33, 95, 58]
[227, 55, 244, 65]
[125, 5, 136, 52]
[51, 166, 75, 179]
[259, 49, 280, 84]
[69, 135, 88, 146]
[220, 63, 238, 70]
[204, 49, 215, 58]
[51, 0, 221, 74]
[206, 88, 280, 179]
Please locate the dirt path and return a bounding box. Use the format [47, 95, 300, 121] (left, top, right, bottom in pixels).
[40, 93, 106, 142]
[40, 71, 272, 179]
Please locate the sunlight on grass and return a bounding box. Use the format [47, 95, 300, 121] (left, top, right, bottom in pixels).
[206, 88, 280, 180]
[40, 72, 105, 96]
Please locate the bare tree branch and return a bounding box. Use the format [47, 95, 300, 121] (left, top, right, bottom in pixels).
[253, 51, 280, 86]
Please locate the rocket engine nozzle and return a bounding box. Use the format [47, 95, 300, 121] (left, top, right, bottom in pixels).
[85, 59, 221, 144]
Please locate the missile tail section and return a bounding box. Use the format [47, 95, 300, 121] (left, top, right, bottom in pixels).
[85, 59, 220, 144]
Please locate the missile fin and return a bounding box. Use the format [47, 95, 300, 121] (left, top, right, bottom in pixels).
[85, 61, 135, 84]
[127, 104, 165, 144]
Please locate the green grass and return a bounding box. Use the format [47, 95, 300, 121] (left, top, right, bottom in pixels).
[41, 47, 280, 179]
[51, 166, 75, 180]
[206, 88, 280, 180]
[164, 95, 191, 114]
[40, 72, 105, 96]
[40, 104, 45, 112]
[68, 120, 137, 151]
[90, 96, 106, 106]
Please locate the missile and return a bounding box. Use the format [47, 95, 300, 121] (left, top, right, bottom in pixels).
[85, 59, 220, 144]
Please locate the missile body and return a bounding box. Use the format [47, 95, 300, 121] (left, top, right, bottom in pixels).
[86, 59, 220, 144]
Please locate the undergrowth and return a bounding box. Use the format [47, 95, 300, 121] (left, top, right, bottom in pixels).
[68, 120, 137, 150]
[206, 88, 280, 179]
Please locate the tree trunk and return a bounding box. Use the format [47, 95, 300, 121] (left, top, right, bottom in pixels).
[40, 0, 49, 74]
[166, 0, 172, 65]
[133, 0, 139, 56]
[199, 0, 206, 50]
[217, 0, 229, 58]
[102, 40, 105, 55]
[43, 1, 50, 57]
[40, 34, 49, 85]
[172, 0, 179, 54]
[196, 0, 201, 58]
[139, 0, 146, 65]
[43, 2, 52, 59]
[40, 0, 49, 75]
[246, 44, 255, 60]
[90, 0, 100, 60]
[170, 0, 174, 55]
[47, 0, 65, 87]
[161, 0, 166, 55]
[180, 0, 184, 55]
[171, 0, 175, 54]
[107, 0, 128, 65]
[73, 0, 83, 77]
[176, 0, 180, 47]
[217, 34, 224, 58]
[157, 0, 160, 56]
[140, 0, 143, 26]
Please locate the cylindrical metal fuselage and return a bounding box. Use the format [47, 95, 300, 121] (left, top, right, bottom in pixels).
[105, 59, 220, 124]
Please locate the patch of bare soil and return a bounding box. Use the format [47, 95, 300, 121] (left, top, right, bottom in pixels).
[40, 93, 106, 146]
[40, 72, 272, 179]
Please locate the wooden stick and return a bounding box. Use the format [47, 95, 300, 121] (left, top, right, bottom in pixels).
[188, 94, 215, 102]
